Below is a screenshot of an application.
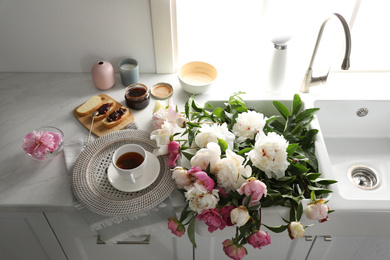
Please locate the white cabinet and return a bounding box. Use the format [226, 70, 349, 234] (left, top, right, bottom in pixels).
[0, 212, 66, 260]
[45, 212, 193, 260]
[307, 236, 390, 260]
[194, 234, 301, 260]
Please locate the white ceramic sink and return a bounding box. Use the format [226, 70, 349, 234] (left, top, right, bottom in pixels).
[314, 100, 390, 201]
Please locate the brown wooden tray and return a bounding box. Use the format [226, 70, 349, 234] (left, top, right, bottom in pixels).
[73, 94, 134, 137]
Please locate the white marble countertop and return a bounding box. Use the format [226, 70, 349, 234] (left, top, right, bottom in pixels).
[0, 71, 389, 219]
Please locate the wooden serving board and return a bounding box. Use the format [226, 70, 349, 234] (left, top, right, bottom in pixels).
[73, 94, 134, 137]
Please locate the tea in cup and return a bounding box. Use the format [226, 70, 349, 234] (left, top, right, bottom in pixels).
[112, 144, 147, 184]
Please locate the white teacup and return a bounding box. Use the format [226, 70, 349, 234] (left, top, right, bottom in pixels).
[112, 144, 147, 184]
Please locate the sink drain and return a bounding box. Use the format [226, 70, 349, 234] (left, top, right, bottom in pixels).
[348, 165, 380, 190]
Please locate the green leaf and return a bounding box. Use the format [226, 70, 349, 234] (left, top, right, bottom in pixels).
[292, 94, 302, 115]
[217, 138, 228, 153]
[296, 108, 320, 123]
[273, 101, 290, 120]
[187, 217, 197, 248]
[179, 204, 191, 222]
[191, 100, 203, 112]
[182, 151, 194, 161]
[306, 173, 322, 180]
[204, 103, 214, 110]
[297, 202, 303, 221]
[312, 178, 338, 185]
[286, 143, 299, 157]
[237, 147, 254, 155]
[187, 122, 201, 127]
[185, 97, 191, 119]
[213, 107, 226, 121]
[263, 224, 289, 233]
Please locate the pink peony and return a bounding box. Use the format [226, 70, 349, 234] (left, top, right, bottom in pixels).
[237, 177, 267, 207]
[247, 230, 271, 249]
[168, 217, 185, 237]
[196, 208, 226, 233]
[187, 166, 203, 176]
[22, 130, 62, 160]
[187, 166, 215, 191]
[306, 199, 329, 223]
[221, 205, 235, 226]
[167, 141, 181, 167]
[194, 171, 215, 191]
[222, 239, 247, 260]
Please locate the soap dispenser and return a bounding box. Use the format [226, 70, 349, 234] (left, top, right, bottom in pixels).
[267, 36, 291, 93]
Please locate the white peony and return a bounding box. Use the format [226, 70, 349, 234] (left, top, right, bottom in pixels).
[172, 167, 192, 189]
[184, 182, 219, 213]
[288, 222, 305, 239]
[232, 111, 267, 143]
[150, 121, 175, 156]
[190, 142, 221, 173]
[195, 123, 235, 150]
[216, 150, 252, 192]
[248, 132, 289, 179]
[230, 206, 250, 227]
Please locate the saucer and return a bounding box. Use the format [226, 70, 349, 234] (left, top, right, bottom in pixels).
[107, 151, 160, 192]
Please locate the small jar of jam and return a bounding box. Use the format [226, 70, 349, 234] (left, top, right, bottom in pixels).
[125, 83, 150, 110]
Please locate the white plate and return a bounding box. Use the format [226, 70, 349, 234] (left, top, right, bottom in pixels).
[107, 151, 160, 192]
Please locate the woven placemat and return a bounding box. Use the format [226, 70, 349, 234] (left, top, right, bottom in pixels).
[71, 129, 175, 217]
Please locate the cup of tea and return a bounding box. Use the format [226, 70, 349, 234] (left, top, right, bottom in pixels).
[112, 144, 147, 184]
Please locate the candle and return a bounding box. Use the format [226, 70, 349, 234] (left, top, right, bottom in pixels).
[120, 63, 137, 70]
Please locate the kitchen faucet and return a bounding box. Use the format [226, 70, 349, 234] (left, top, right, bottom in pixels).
[300, 13, 351, 93]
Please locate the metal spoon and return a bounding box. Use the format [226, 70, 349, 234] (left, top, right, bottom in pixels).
[85, 111, 99, 147]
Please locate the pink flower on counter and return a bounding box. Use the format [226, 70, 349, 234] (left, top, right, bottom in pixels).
[288, 221, 305, 239]
[168, 217, 185, 237]
[247, 230, 271, 249]
[221, 205, 235, 226]
[222, 239, 247, 260]
[22, 130, 63, 160]
[306, 199, 329, 223]
[167, 141, 181, 167]
[196, 208, 226, 233]
[237, 177, 267, 207]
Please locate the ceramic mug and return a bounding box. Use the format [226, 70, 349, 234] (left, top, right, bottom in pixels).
[112, 144, 147, 184]
[118, 58, 139, 87]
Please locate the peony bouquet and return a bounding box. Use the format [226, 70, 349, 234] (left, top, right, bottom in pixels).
[151, 93, 336, 259]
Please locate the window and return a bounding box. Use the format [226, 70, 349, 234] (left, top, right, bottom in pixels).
[151, 0, 390, 74]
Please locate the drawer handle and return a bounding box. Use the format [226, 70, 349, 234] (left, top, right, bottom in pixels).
[97, 235, 150, 245]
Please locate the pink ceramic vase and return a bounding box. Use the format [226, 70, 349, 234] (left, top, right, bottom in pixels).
[91, 61, 115, 90]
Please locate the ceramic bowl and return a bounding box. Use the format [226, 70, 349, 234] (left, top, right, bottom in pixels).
[178, 61, 217, 94]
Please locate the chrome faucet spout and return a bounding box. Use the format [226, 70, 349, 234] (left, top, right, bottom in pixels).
[300, 13, 351, 93]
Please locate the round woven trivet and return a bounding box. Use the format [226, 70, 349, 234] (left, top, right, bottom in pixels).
[71, 129, 175, 216]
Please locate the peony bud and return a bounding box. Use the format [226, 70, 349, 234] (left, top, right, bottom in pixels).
[306, 199, 329, 223]
[247, 230, 271, 249]
[288, 221, 305, 239]
[176, 116, 186, 128]
[230, 206, 250, 227]
[222, 239, 247, 260]
[171, 167, 191, 189]
[168, 217, 185, 237]
[153, 100, 166, 114]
